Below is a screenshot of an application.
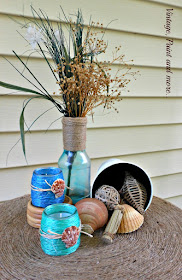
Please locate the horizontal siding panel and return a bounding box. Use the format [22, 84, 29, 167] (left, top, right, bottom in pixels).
[152, 173, 182, 198]
[0, 162, 181, 202]
[2, 148, 182, 179]
[1, 15, 182, 68]
[165, 195, 182, 209]
[1, 124, 182, 168]
[1, 57, 182, 98]
[0, 0, 182, 38]
[0, 167, 32, 201]
[1, 96, 182, 132]
[0, 0, 181, 204]
[0, 56, 60, 97]
[147, 0, 182, 8]
[91, 149, 182, 180]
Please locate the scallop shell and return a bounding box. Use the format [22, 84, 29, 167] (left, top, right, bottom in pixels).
[117, 204, 144, 234]
[61, 226, 80, 248]
[75, 198, 108, 234]
[51, 179, 65, 198]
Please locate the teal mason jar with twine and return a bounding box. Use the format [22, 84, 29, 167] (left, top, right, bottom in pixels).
[40, 204, 81, 256]
[58, 117, 91, 204]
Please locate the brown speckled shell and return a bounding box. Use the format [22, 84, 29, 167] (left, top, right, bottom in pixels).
[51, 179, 65, 198]
[61, 226, 80, 248]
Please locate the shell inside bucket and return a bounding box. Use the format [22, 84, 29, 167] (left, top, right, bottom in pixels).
[91, 161, 153, 211]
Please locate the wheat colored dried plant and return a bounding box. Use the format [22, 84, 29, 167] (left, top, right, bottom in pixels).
[0, 7, 138, 156]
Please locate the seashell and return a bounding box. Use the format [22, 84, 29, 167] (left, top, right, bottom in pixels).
[51, 179, 65, 198]
[117, 204, 144, 234]
[120, 171, 147, 215]
[75, 198, 108, 234]
[61, 226, 80, 248]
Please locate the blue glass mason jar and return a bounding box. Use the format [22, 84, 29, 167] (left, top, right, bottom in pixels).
[58, 117, 91, 204]
[31, 167, 65, 208]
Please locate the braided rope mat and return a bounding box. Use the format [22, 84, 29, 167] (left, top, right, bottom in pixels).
[0, 195, 181, 280]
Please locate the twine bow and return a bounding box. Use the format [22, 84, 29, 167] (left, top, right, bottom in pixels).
[39, 224, 93, 239]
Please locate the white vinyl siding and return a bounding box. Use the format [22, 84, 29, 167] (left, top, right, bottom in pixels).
[0, 0, 181, 208]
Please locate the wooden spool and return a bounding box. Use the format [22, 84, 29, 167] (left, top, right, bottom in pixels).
[27, 195, 72, 228]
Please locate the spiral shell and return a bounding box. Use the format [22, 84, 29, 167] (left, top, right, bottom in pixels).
[117, 204, 144, 234]
[51, 179, 65, 198]
[61, 226, 80, 248]
[75, 198, 108, 234]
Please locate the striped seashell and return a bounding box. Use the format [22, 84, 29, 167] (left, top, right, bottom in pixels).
[120, 171, 147, 215]
[117, 204, 144, 234]
[61, 226, 80, 248]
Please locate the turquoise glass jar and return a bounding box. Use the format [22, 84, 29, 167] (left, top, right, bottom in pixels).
[40, 203, 81, 256]
[58, 150, 91, 204]
[58, 117, 91, 205]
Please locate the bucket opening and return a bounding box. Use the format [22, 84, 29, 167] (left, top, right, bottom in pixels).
[92, 163, 152, 210]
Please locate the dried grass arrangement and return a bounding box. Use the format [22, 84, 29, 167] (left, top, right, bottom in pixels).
[0, 6, 138, 156]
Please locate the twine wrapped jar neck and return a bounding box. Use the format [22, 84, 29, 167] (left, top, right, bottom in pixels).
[62, 117, 87, 151]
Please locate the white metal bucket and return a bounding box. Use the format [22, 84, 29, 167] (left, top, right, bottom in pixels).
[91, 158, 153, 211]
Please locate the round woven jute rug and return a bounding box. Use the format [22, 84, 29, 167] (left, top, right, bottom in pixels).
[0, 195, 181, 280]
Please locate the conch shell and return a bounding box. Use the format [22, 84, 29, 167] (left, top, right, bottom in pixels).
[75, 198, 108, 234]
[117, 204, 144, 234]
